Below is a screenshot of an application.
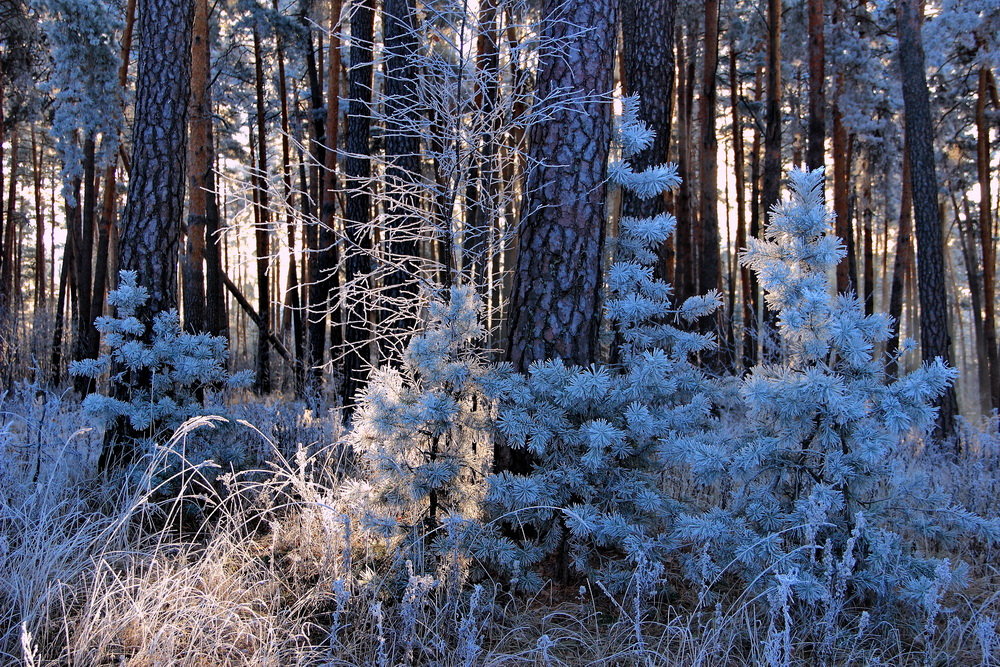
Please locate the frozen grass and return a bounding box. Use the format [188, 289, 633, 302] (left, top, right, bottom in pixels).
[1, 393, 998, 665]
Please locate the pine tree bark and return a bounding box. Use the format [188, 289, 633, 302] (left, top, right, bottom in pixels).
[505, 0, 617, 374]
[104, 0, 194, 469]
[118, 0, 194, 318]
[620, 0, 676, 227]
[341, 0, 375, 407]
[673, 25, 697, 305]
[896, 0, 957, 437]
[806, 0, 825, 171]
[252, 25, 271, 395]
[761, 0, 783, 218]
[698, 0, 721, 297]
[976, 64, 998, 410]
[382, 0, 421, 343]
[183, 0, 217, 335]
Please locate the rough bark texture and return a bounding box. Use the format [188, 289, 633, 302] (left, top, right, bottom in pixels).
[341, 0, 375, 406]
[104, 0, 194, 469]
[896, 0, 957, 436]
[620, 0, 676, 227]
[118, 0, 194, 318]
[381, 0, 421, 341]
[505, 0, 618, 373]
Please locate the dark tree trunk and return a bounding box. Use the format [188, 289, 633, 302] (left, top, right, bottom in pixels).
[274, 0, 306, 394]
[730, 46, 752, 372]
[976, 64, 998, 410]
[252, 25, 271, 395]
[341, 0, 375, 407]
[620, 0, 676, 228]
[118, 0, 193, 318]
[806, 0, 825, 171]
[761, 0, 783, 218]
[698, 0, 721, 297]
[504, 0, 617, 375]
[71, 135, 96, 395]
[673, 25, 697, 305]
[106, 0, 194, 469]
[886, 148, 913, 379]
[381, 0, 422, 345]
[897, 0, 957, 438]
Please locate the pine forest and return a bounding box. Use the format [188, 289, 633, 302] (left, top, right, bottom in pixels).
[1, 0, 1000, 664]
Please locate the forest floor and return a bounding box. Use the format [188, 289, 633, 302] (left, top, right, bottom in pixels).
[1, 387, 999, 665]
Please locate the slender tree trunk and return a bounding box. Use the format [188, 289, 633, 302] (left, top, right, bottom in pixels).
[30, 126, 44, 310]
[274, 0, 306, 394]
[761, 0, 783, 218]
[897, 0, 957, 437]
[92, 0, 136, 358]
[300, 4, 332, 384]
[252, 24, 271, 395]
[183, 0, 212, 334]
[976, 64, 998, 410]
[806, 0, 825, 171]
[321, 0, 343, 384]
[673, 25, 696, 304]
[730, 46, 753, 372]
[698, 0, 721, 298]
[72, 135, 96, 395]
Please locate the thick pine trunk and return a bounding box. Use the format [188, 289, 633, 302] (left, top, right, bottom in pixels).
[505, 0, 617, 374]
[897, 0, 957, 437]
[381, 0, 421, 346]
[118, 0, 193, 318]
[620, 0, 676, 227]
[106, 0, 194, 469]
[341, 0, 375, 407]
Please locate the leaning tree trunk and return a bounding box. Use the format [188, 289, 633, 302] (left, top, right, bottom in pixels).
[897, 0, 957, 438]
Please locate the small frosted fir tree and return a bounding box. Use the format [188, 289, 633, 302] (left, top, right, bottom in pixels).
[673, 169, 998, 628]
[70, 271, 252, 465]
[477, 96, 721, 591]
[349, 286, 496, 576]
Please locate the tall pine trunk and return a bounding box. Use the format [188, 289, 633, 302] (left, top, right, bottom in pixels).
[897, 0, 957, 438]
